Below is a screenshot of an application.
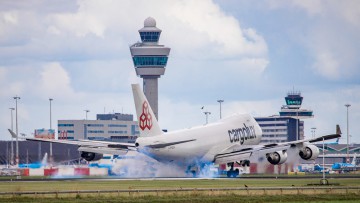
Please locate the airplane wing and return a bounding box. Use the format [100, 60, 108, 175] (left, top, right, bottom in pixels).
[9, 129, 135, 155]
[214, 133, 341, 164]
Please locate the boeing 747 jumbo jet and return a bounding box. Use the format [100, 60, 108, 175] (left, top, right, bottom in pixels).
[9, 84, 341, 177]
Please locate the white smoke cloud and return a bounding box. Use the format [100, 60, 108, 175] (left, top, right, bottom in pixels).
[111, 151, 188, 178]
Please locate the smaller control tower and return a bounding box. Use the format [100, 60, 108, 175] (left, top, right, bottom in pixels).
[279, 91, 313, 140]
[130, 17, 171, 120]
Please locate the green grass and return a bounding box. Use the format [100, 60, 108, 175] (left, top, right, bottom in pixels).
[1, 178, 360, 192]
[0, 178, 360, 202]
[0, 194, 359, 203]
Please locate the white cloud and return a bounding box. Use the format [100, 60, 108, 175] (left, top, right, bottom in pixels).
[38, 62, 77, 99]
[224, 58, 269, 75]
[0, 67, 24, 97]
[266, 0, 360, 81]
[336, 1, 360, 27]
[291, 0, 323, 15]
[169, 0, 267, 57]
[0, 0, 269, 77]
[312, 52, 339, 79]
[289, 0, 360, 27]
[2, 11, 18, 25]
[0, 67, 6, 82]
[52, 10, 105, 38]
[304, 86, 360, 142]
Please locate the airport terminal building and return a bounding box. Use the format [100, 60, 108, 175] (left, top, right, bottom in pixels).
[58, 113, 140, 142]
[255, 116, 304, 143]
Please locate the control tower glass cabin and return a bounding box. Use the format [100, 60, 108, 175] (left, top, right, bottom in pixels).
[130, 17, 171, 120]
[279, 91, 313, 118]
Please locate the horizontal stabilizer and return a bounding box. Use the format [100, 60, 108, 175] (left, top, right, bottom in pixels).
[309, 133, 341, 143]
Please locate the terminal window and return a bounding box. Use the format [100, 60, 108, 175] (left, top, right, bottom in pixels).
[108, 124, 127, 128]
[87, 124, 104, 127]
[58, 124, 74, 127]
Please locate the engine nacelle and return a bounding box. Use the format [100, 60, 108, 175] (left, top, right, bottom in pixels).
[299, 144, 319, 160]
[266, 151, 288, 165]
[80, 152, 103, 162]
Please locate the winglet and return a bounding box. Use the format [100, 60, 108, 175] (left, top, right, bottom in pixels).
[131, 84, 163, 137]
[336, 124, 342, 135]
[8, 129, 17, 139]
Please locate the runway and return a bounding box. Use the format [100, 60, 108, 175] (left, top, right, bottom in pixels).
[2, 174, 360, 182]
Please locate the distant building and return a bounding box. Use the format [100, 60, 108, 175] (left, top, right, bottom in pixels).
[96, 113, 133, 121]
[58, 113, 139, 142]
[0, 141, 78, 165]
[34, 129, 55, 139]
[255, 116, 304, 143]
[307, 144, 360, 165]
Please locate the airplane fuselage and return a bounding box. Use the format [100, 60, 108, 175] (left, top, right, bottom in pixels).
[135, 113, 262, 165]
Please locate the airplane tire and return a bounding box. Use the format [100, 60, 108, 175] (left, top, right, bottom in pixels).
[191, 171, 197, 178]
[227, 169, 239, 178]
[234, 169, 239, 177]
[227, 171, 232, 178]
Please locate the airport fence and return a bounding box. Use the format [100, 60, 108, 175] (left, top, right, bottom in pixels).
[0, 186, 360, 198]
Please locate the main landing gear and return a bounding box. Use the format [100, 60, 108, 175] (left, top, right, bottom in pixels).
[226, 160, 250, 178]
[226, 162, 239, 178]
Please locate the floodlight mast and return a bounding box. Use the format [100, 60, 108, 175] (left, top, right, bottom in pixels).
[13, 96, 20, 165]
[345, 104, 351, 163]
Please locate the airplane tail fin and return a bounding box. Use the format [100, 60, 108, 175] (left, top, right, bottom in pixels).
[8, 129, 18, 139]
[351, 154, 357, 166]
[41, 153, 48, 166]
[131, 84, 163, 137]
[336, 124, 342, 135]
[335, 125, 341, 144]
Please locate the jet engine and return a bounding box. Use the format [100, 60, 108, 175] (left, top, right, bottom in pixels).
[266, 150, 288, 165]
[299, 144, 319, 160]
[80, 152, 103, 162]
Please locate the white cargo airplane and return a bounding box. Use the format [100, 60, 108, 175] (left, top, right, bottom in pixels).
[9, 84, 341, 177]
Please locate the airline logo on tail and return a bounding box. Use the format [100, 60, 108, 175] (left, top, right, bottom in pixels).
[139, 101, 153, 130]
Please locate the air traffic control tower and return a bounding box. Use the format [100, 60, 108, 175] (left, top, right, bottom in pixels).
[130, 17, 171, 120]
[279, 91, 314, 140]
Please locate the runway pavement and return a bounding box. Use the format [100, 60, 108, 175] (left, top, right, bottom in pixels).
[1, 174, 360, 182]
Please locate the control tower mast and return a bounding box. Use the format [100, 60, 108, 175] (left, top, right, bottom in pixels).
[130, 17, 171, 120]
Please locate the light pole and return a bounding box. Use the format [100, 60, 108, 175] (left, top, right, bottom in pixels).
[49, 98, 53, 129]
[13, 96, 20, 165]
[204, 111, 211, 124]
[84, 110, 90, 120]
[217, 100, 224, 119]
[9, 108, 15, 165]
[345, 104, 351, 163]
[49, 98, 53, 162]
[321, 136, 326, 184]
[296, 111, 299, 141]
